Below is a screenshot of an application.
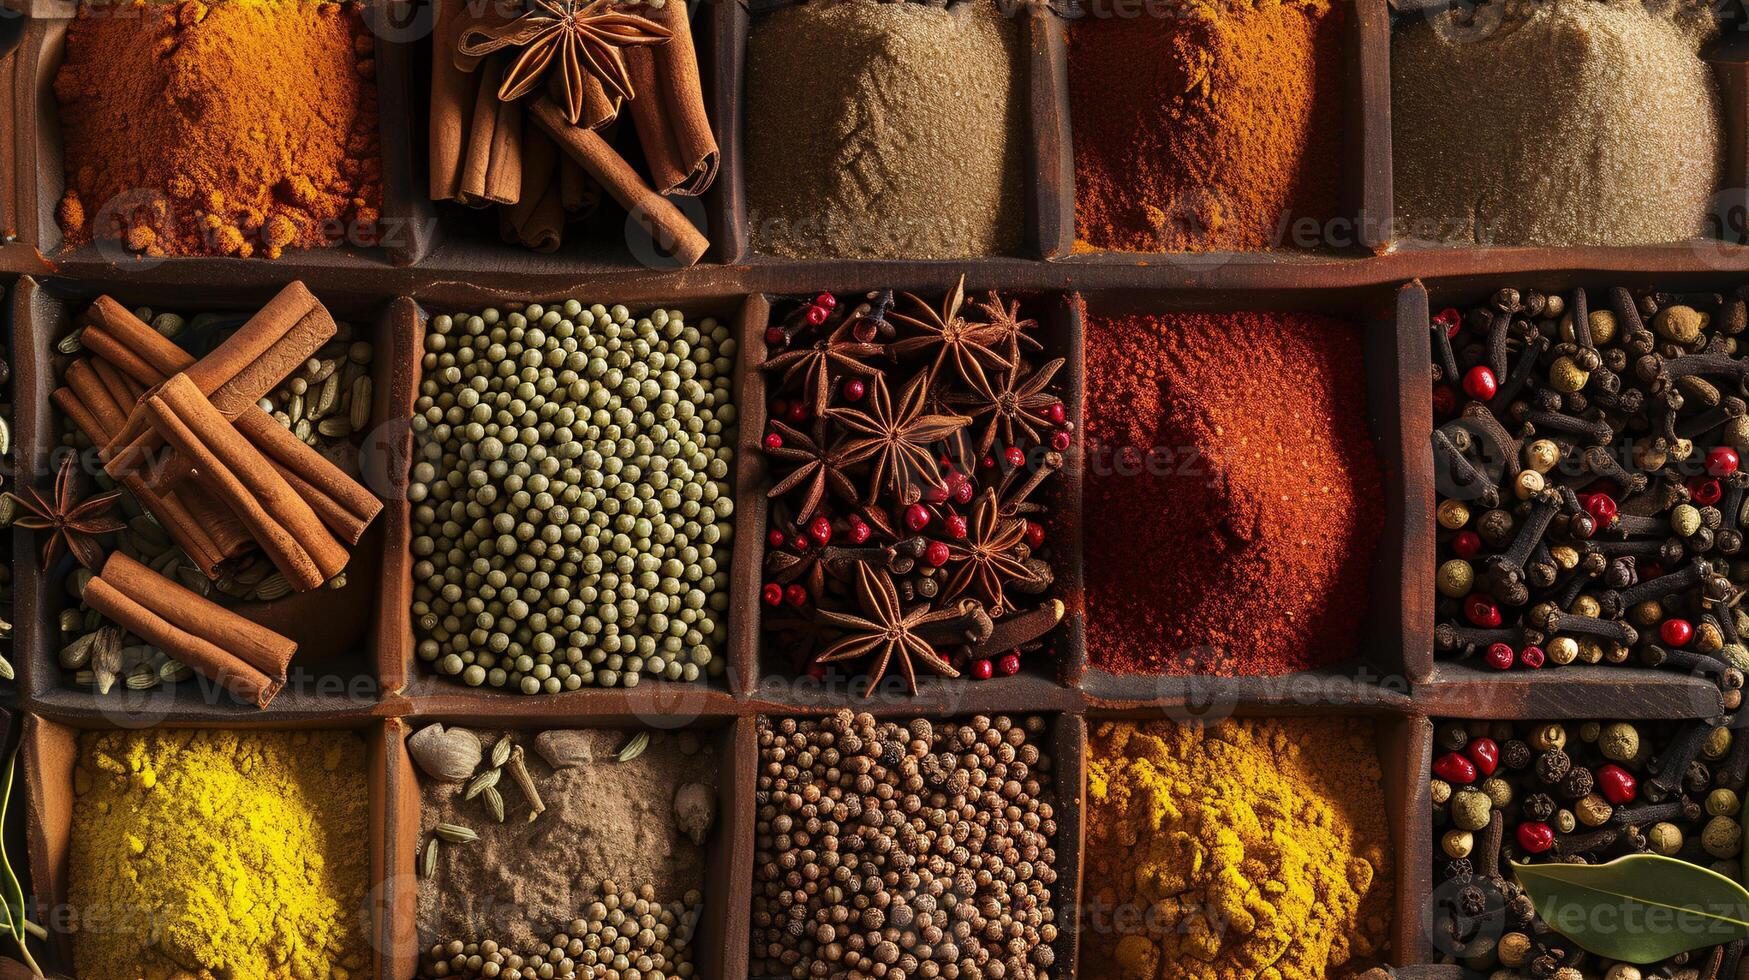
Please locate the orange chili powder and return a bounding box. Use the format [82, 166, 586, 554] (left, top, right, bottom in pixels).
[54, 0, 382, 259]
[1082, 311, 1382, 676]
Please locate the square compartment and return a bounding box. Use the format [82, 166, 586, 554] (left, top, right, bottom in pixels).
[9, 275, 410, 720]
[735, 288, 1083, 711]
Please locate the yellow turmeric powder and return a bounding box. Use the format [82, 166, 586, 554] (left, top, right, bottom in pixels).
[68, 729, 374, 980]
[1085, 717, 1394, 980]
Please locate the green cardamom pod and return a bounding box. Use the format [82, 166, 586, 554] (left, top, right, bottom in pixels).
[422, 836, 438, 878]
[433, 823, 477, 844]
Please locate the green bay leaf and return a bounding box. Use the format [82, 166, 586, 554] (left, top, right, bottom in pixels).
[1513, 855, 1749, 964]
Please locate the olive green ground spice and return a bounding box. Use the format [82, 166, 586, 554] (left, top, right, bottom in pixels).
[745, 0, 1024, 259]
[1394, 0, 1721, 247]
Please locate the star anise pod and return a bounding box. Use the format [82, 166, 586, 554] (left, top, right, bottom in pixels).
[889, 275, 1011, 390]
[950, 357, 1065, 457]
[814, 562, 962, 696]
[761, 323, 884, 416]
[943, 489, 1031, 614]
[2, 455, 123, 570]
[830, 372, 970, 505]
[459, 0, 672, 127]
[765, 419, 859, 527]
[976, 290, 1041, 363]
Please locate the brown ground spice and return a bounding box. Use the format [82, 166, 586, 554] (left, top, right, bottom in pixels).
[1068, 0, 1346, 253]
[1082, 311, 1382, 676]
[417, 728, 716, 951]
[55, 0, 382, 258]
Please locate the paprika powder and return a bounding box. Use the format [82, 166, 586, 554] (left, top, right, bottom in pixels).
[1082, 310, 1382, 676]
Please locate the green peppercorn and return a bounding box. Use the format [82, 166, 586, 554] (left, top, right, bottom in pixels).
[1599, 722, 1640, 763]
[1704, 815, 1743, 859]
[1452, 790, 1493, 831]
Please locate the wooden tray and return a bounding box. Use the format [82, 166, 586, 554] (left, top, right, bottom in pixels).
[0, 2, 1747, 978]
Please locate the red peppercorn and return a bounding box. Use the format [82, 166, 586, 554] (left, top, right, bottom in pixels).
[1484, 642, 1515, 671]
[847, 519, 871, 545]
[1432, 385, 1458, 417]
[1597, 764, 1637, 804]
[765, 326, 787, 346]
[971, 659, 994, 680]
[1004, 446, 1026, 468]
[806, 305, 829, 326]
[1433, 752, 1478, 784]
[815, 293, 836, 310]
[905, 504, 932, 532]
[767, 529, 786, 549]
[944, 515, 968, 539]
[793, 534, 810, 552]
[1465, 595, 1503, 629]
[761, 583, 784, 606]
[924, 541, 951, 568]
[922, 483, 951, 505]
[763, 432, 784, 451]
[1516, 822, 1555, 854]
[1519, 645, 1545, 669]
[787, 402, 810, 425]
[1710, 446, 1741, 477]
[1584, 493, 1618, 525]
[785, 584, 808, 607]
[1693, 477, 1724, 506]
[1050, 430, 1072, 452]
[1019, 521, 1043, 550]
[1045, 402, 1066, 426]
[980, 455, 997, 470]
[998, 652, 1021, 676]
[953, 478, 975, 505]
[809, 516, 832, 547]
[1435, 307, 1462, 337]
[1661, 618, 1694, 647]
[1465, 738, 1499, 776]
[1451, 531, 1482, 558]
[1463, 365, 1498, 401]
[842, 378, 866, 401]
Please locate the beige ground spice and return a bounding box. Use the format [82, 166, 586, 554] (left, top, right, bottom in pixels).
[1394, 0, 1721, 247]
[744, 0, 1024, 259]
[416, 728, 717, 951]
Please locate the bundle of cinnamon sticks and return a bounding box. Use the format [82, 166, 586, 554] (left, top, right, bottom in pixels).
[50, 282, 385, 707]
[429, 0, 716, 263]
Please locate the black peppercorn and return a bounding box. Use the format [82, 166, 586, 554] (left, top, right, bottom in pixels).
[1438, 724, 1472, 753]
[1536, 750, 1572, 784]
[1503, 740, 1534, 770]
[1523, 793, 1557, 822]
[1560, 767, 1594, 800]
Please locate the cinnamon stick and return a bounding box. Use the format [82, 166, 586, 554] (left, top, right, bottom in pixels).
[83, 294, 191, 384]
[144, 373, 349, 592]
[625, 2, 718, 196]
[61, 360, 128, 436]
[430, 0, 479, 202]
[233, 409, 383, 545]
[459, 55, 523, 207]
[529, 95, 710, 267]
[54, 363, 253, 575]
[84, 552, 295, 709]
[502, 127, 565, 252]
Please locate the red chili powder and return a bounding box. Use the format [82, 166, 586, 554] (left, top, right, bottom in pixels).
[1067, 0, 1346, 253]
[1082, 311, 1382, 675]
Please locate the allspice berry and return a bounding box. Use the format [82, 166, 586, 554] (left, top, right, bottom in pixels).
[1648, 822, 1685, 855]
[1452, 790, 1493, 831]
[1705, 726, 1733, 761]
[1599, 723, 1640, 763]
[1704, 815, 1743, 859]
[1547, 637, 1580, 665]
[1438, 499, 1472, 530]
[1708, 788, 1741, 817]
[1438, 560, 1475, 598]
[1496, 932, 1531, 968]
[1653, 304, 1705, 344]
[1548, 355, 1589, 393]
[1588, 309, 1619, 345]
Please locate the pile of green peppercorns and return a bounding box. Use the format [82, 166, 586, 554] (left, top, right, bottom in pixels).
[408, 301, 737, 692]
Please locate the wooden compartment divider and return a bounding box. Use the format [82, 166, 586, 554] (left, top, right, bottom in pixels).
[2, 1, 1749, 977]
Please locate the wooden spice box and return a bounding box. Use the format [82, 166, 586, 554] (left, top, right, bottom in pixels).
[1, 0, 1749, 977]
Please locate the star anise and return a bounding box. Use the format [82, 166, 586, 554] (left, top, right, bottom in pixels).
[975, 290, 1041, 363]
[761, 324, 885, 416]
[943, 489, 1031, 614]
[459, 0, 672, 127]
[2, 455, 123, 570]
[766, 419, 859, 526]
[814, 562, 962, 696]
[950, 357, 1066, 457]
[830, 372, 971, 505]
[890, 275, 1011, 390]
